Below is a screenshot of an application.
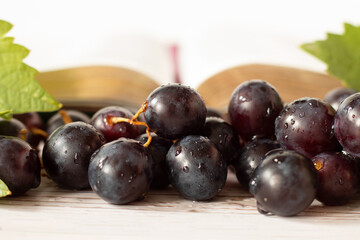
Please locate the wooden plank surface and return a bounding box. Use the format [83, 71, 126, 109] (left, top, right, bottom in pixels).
[1, 173, 359, 240]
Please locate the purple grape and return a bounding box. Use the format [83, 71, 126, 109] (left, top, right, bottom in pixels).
[88, 138, 154, 204]
[47, 110, 90, 135]
[14, 112, 45, 147]
[0, 118, 28, 139]
[42, 122, 105, 189]
[312, 152, 359, 206]
[275, 98, 339, 158]
[137, 133, 172, 189]
[90, 106, 139, 142]
[145, 84, 207, 140]
[334, 93, 360, 157]
[166, 135, 227, 201]
[324, 87, 356, 111]
[249, 150, 318, 216]
[233, 139, 280, 189]
[0, 136, 41, 196]
[228, 80, 283, 142]
[201, 117, 240, 164]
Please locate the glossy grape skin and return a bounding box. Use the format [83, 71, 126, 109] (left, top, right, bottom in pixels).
[334, 93, 360, 157]
[137, 133, 172, 189]
[42, 122, 106, 190]
[0, 137, 41, 196]
[90, 106, 139, 142]
[88, 138, 154, 205]
[0, 118, 28, 139]
[275, 98, 339, 158]
[14, 112, 45, 147]
[166, 135, 227, 201]
[46, 110, 91, 135]
[228, 80, 283, 142]
[145, 84, 207, 140]
[201, 117, 240, 164]
[324, 87, 357, 111]
[249, 150, 318, 217]
[233, 139, 280, 189]
[312, 152, 359, 206]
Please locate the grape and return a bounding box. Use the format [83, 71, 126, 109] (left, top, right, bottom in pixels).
[90, 106, 139, 142]
[249, 150, 318, 216]
[145, 84, 207, 140]
[201, 117, 240, 164]
[88, 138, 154, 204]
[0, 118, 28, 139]
[42, 122, 105, 189]
[46, 110, 90, 134]
[166, 135, 227, 201]
[275, 97, 339, 158]
[334, 93, 360, 157]
[14, 112, 45, 147]
[312, 152, 359, 206]
[324, 87, 356, 111]
[0, 136, 40, 196]
[137, 133, 172, 189]
[228, 80, 283, 142]
[232, 139, 279, 189]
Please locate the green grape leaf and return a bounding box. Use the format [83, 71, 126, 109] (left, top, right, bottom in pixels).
[0, 20, 62, 119]
[0, 179, 11, 198]
[301, 23, 360, 91]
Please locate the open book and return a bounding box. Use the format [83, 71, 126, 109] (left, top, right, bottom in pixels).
[34, 33, 342, 112]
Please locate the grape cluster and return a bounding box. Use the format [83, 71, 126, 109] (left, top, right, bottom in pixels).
[1, 81, 359, 218]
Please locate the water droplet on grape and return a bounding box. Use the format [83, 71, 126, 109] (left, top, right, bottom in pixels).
[74, 153, 81, 164]
[266, 107, 271, 117]
[175, 146, 182, 156]
[299, 111, 305, 118]
[290, 119, 295, 125]
[183, 166, 189, 173]
[339, 178, 344, 185]
[284, 123, 288, 129]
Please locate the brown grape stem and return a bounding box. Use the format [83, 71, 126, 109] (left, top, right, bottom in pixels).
[111, 117, 152, 148]
[58, 110, 73, 124]
[19, 129, 28, 141]
[30, 128, 49, 139]
[131, 102, 148, 122]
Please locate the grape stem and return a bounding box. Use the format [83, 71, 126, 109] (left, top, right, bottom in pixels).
[30, 128, 49, 139]
[19, 129, 28, 141]
[58, 110, 73, 124]
[111, 102, 152, 147]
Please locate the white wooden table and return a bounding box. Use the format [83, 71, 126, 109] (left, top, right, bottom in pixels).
[1, 173, 359, 240]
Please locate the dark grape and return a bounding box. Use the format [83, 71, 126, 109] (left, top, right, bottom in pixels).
[313, 152, 359, 205]
[0, 118, 28, 139]
[334, 93, 360, 157]
[88, 138, 154, 204]
[275, 97, 339, 158]
[201, 117, 240, 164]
[145, 84, 207, 140]
[46, 110, 90, 134]
[14, 112, 45, 147]
[90, 106, 139, 142]
[0, 136, 41, 196]
[233, 139, 280, 189]
[228, 80, 283, 142]
[137, 133, 172, 189]
[249, 150, 318, 216]
[324, 87, 356, 111]
[42, 122, 105, 189]
[166, 135, 227, 201]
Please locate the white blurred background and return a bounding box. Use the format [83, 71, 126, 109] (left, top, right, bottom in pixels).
[1, 0, 360, 87]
